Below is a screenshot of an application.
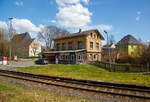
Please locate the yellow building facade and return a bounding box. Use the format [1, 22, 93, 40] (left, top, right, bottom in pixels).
[44, 29, 104, 64]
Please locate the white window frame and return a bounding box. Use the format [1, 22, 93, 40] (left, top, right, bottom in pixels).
[77, 55, 82, 61]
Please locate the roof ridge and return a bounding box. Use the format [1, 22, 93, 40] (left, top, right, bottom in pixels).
[54, 29, 104, 40]
[116, 34, 140, 45]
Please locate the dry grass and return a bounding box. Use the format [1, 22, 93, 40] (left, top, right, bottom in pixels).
[0, 80, 98, 102]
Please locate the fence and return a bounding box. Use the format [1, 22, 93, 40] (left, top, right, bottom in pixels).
[94, 61, 150, 72]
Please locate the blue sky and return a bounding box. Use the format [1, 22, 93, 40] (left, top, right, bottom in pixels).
[0, 0, 150, 43]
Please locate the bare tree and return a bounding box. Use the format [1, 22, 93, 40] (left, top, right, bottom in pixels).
[0, 28, 9, 57]
[38, 26, 69, 50]
[31, 43, 39, 56]
[140, 43, 150, 65]
[109, 34, 115, 45]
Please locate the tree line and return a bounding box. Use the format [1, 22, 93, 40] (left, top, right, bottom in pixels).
[0, 25, 149, 65]
[0, 26, 69, 59]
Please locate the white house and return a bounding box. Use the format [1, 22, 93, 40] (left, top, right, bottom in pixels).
[12, 32, 41, 57]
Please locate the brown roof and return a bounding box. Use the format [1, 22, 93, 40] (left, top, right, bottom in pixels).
[116, 34, 141, 45]
[44, 49, 86, 54]
[25, 39, 35, 46]
[12, 32, 33, 47]
[12, 32, 29, 42]
[53, 29, 104, 40]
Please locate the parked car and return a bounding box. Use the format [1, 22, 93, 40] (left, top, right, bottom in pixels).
[35, 58, 49, 65]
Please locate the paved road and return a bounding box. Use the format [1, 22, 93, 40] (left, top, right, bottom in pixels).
[0, 59, 49, 70]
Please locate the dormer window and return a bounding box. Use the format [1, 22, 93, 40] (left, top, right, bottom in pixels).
[91, 33, 93, 38]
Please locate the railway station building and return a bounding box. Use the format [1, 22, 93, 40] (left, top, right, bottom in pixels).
[43, 29, 104, 64]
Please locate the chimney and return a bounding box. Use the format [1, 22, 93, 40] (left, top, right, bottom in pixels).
[79, 29, 82, 33]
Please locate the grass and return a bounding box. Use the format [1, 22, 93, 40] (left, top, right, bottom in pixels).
[0, 80, 97, 102]
[19, 64, 150, 86]
[94, 62, 150, 72]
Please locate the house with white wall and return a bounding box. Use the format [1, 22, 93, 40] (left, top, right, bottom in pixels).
[12, 32, 41, 57]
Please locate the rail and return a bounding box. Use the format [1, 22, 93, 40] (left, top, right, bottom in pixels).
[0, 69, 150, 100]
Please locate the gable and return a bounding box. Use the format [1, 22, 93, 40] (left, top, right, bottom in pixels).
[116, 34, 140, 45]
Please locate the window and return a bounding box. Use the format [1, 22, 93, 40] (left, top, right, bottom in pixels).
[94, 54, 96, 59]
[62, 55, 65, 60]
[62, 43, 65, 50]
[91, 33, 93, 38]
[56, 43, 60, 51]
[68, 42, 72, 50]
[65, 55, 68, 60]
[131, 52, 134, 55]
[90, 42, 93, 49]
[77, 55, 82, 61]
[89, 54, 93, 61]
[94, 34, 96, 38]
[131, 45, 134, 49]
[96, 43, 99, 49]
[59, 56, 62, 60]
[78, 41, 82, 49]
[71, 55, 74, 61]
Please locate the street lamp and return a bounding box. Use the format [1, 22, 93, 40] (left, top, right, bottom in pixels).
[9, 17, 14, 60]
[104, 30, 111, 71]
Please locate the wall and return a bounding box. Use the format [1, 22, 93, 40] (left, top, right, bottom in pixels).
[53, 30, 103, 62]
[54, 36, 87, 51]
[86, 30, 102, 53]
[29, 39, 41, 56]
[86, 30, 102, 62]
[128, 44, 143, 57]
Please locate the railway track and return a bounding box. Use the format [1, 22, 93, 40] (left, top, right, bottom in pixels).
[0, 69, 150, 100]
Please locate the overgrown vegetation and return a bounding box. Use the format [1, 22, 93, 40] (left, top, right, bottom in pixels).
[94, 62, 150, 72]
[0, 80, 97, 102]
[0, 28, 9, 57]
[19, 64, 150, 86]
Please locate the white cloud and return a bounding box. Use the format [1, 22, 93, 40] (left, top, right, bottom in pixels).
[0, 19, 44, 38]
[0, 21, 8, 29]
[97, 24, 112, 31]
[56, 0, 92, 28]
[15, 1, 23, 6]
[136, 11, 142, 21]
[136, 16, 140, 21]
[80, 24, 112, 32]
[12, 18, 40, 33]
[49, 20, 56, 23]
[11, 18, 43, 38]
[56, 0, 80, 7]
[137, 11, 141, 15]
[81, 0, 89, 5]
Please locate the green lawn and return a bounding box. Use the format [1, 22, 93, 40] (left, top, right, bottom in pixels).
[19, 64, 150, 86]
[0, 80, 97, 102]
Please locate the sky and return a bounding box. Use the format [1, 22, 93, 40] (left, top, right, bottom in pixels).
[0, 0, 150, 44]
